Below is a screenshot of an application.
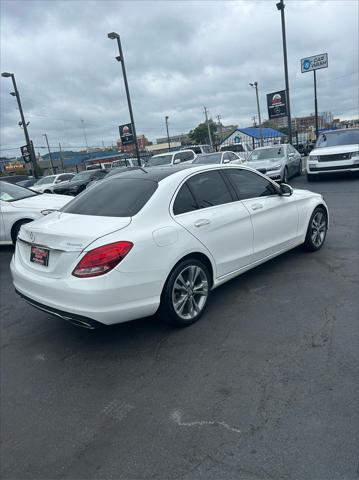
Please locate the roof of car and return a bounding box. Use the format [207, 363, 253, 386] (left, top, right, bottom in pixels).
[108, 165, 196, 182]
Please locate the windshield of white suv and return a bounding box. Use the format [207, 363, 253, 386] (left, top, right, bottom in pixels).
[248, 147, 285, 161]
[0, 182, 38, 202]
[315, 130, 359, 148]
[146, 155, 172, 166]
[35, 175, 56, 185]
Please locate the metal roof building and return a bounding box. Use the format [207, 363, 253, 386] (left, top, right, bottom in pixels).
[220, 127, 284, 148]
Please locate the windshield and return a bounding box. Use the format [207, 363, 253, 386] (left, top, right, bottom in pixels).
[146, 154, 172, 166]
[315, 130, 359, 148]
[0, 182, 37, 202]
[248, 147, 285, 161]
[72, 171, 94, 181]
[221, 144, 245, 153]
[35, 175, 56, 185]
[193, 153, 222, 164]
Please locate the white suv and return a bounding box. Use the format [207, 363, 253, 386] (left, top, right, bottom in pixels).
[145, 149, 196, 167]
[307, 128, 359, 181]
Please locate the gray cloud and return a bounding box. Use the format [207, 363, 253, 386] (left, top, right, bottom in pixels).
[1, 0, 358, 156]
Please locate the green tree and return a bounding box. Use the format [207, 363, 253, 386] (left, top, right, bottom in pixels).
[189, 120, 217, 144]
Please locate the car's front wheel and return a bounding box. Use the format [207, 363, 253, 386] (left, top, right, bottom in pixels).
[282, 166, 289, 183]
[303, 207, 328, 251]
[160, 258, 211, 327]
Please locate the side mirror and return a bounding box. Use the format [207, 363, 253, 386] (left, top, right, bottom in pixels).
[280, 183, 293, 196]
[223, 158, 230, 164]
[55, 179, 62, 183]
[288, 152, 295, 158]
[173, 158, 181, 164]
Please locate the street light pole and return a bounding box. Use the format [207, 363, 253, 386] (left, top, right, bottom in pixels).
[107, 32, 141, 167]
[313, 70, 319, 140]
[42, 134, 55, 174]
[1, 72, 39, 178]
[276, 0, 292, 144]
[165, 116, 171, 150]
[249, 82, 263, 146]
[203, 106, 213, 147]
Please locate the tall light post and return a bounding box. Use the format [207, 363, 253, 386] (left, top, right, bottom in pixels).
[42, 133, 55, 174]
[203, 106, 213, 147]
[1, 72, 39, 177]
[165, 116, 171, 150]
[107, 32, 141, 167]
[249, 82, 263, 147]
[276, 0, 292, 144]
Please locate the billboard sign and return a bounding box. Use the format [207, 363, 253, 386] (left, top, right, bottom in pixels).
[301, 53, 328, 73]
[267, 90, 287, 119]
[20, 143, 32, 163]
[119, 123, 134, 145]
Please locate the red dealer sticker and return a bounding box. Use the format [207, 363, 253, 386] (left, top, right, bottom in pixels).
[30, 246, 49, 267]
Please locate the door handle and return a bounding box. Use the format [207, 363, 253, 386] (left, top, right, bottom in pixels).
[251, 203, 263, 211]
[194, 219, 210, 228]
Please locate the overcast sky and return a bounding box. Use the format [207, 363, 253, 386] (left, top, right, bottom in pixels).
[0, 0, 358, 156]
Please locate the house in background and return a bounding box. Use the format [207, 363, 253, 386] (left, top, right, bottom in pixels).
[220, 127, 284, 149]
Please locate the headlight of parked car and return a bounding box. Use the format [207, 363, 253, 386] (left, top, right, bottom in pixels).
[309, 155, 319, 161]
[350, 151, 359, 158]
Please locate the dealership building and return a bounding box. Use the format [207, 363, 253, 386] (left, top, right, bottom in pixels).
[220, 127, 284, 149]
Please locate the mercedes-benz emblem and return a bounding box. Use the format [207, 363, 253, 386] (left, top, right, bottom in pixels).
[30, 232, 35, 242]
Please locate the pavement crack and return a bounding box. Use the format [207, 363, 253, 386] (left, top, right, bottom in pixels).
[171, 409, 241, 434]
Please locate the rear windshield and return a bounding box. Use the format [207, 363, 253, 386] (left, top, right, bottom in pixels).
[61, 177, 158, 217]
[315, 130, 359, 148]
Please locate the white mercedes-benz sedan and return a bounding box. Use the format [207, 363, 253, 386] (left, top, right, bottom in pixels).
[0, 182, 72, 244]
[11, 164, 328, 329]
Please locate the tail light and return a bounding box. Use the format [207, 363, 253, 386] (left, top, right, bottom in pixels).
[72, 241, 133, 278]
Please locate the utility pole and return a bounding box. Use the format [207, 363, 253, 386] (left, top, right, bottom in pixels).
[249, 82, 263, 146]
[108, 32, 141, 167]
[59, 142, 65, 172]
[165, 116, 171, 150]
[276, 0, 292, 144]
[42, 134, 55, 174]
[1, 72, 39, 178]
[203, 106, 213, 147]
[81, 119, 89, 152]
[313, 70, 319, 140]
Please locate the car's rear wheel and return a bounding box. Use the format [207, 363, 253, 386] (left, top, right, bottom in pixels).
[303, 207, 328, 251]
[44, 189, 52, 193]
[11, 219, 32, 244]
[160, 259, 211, 327]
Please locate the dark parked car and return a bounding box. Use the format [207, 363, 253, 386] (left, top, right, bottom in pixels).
[86, 166, 140, 190]
[53, 170, 107, 196]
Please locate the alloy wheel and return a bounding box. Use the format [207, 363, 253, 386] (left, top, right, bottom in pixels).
[311, 211, 327, 247]
[172, 265, 209, 321]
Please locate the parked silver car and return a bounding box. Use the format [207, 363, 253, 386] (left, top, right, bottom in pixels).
[246, 144, 302, 182]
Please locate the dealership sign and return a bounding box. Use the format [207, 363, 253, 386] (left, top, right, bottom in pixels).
[266, 90, 287, 119]
[301, 53, 328, 73]
[119, 123, 135, 145]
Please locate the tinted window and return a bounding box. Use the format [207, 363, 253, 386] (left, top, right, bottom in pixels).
[146, 154, 173, 166]
[187, 171, 232, 208]
[92, 170, 107, 179]
[61, 178, 157, 217]
[224, 169, 277, 200]
[178, 151, 195, 162]
[248, 147, 285, 161]
[228, 152, 238, 161]
[173, 183, 198, 215]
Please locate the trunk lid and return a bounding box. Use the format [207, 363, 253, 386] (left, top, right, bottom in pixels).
[17, 212, 131, 278]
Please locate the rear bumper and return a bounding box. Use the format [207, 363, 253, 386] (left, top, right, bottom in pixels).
[10, 255, 162, 326]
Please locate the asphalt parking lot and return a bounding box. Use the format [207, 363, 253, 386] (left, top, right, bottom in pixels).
[1, 173, 358, 480]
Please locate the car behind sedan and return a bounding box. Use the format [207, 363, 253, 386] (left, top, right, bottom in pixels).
[247, 144, 302, 182]
[11, 164, 328, 330]
[53, 169, 107, 195]
[193, 151, 242, 165]
[0, 182, 72, 244]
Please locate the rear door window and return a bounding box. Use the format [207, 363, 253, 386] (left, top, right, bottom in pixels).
[187, 171, 233, 209]
[173, 183, 198, 215]
[61, 178, 158, 217]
